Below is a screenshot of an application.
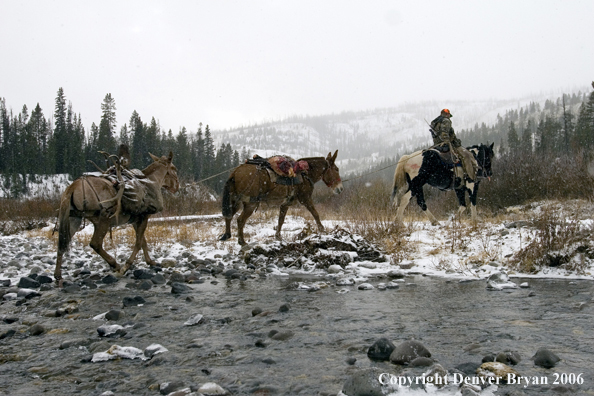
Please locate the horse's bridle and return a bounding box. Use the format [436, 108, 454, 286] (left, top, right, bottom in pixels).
[475, 145, 491, 180]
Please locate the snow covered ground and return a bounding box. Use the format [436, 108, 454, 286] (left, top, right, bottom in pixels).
[2, 199, 592, 286]
[1, 199, 593, 396]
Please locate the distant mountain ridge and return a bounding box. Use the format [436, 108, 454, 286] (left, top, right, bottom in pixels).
[213, 89, 589, 174]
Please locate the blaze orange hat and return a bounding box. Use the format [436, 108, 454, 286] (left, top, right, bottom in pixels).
[441, 108, 453, 117]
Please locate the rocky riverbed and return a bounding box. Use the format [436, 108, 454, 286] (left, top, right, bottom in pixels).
[2, 257, 593, 395]
[1, 211, 594, 395]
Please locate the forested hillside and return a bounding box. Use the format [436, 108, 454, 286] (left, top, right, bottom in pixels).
[214, 88, 593, 176]
[0, 88, 240, 197]
[1, 84, 593, 202]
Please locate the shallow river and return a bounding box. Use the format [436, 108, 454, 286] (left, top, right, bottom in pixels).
[1, 273, 593, 395]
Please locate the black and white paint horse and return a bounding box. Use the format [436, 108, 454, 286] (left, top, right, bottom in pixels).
[392, 143, 494, 225]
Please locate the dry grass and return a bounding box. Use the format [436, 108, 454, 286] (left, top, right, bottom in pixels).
[509, 203, 593, 274]
[0, 197, 59, 221]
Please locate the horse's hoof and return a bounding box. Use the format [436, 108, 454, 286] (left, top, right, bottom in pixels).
[275, 234, 282, 241]
[238, 240, 247, 246]
[219, 233, 231, 241]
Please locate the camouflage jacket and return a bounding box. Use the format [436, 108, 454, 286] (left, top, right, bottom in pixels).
[430, 115, 461, 148]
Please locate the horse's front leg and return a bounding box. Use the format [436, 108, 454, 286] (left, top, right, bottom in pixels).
[141, 235, 157, 266]
[468, 182, 479, 223]
[121, 215, 150, 274]
[300, 197, 325, 233]
[412, 184, 439, 226]
[89, 220, 120, 273]
[455, 188, 468, 218]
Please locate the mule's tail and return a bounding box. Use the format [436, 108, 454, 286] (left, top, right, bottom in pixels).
[392, 155, 410, 202]
[57, 187, 74, 254]
[221, 176, 235, 218]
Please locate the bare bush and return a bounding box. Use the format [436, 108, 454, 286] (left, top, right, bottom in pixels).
[481, 153, 594, 212]
[0, 197, 58, 235]
[161, 183, 219, 217]
[509, 204, 593, 274]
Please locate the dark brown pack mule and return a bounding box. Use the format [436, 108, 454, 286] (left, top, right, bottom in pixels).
[220, 150, 344, 245]
[54, 152, 179, 283]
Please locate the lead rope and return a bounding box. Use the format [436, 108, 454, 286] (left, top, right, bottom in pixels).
[341, 144, 443, 183]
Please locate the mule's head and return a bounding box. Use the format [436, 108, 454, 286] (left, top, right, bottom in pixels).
[323, 150, 344, 194]
[149, 151, 180, 193]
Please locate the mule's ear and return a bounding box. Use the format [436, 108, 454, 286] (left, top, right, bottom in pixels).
[489, 142, 494, 151]
[331, 150, 338, 162]
[149, 153, 160, 162]
[326, 152, 332, 160]
[168, 151, 174, 162]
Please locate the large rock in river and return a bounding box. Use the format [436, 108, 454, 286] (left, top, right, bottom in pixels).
[389, 340, 431, 365]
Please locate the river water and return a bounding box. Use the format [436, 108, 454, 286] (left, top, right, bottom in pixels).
[1, 273, 592, 395]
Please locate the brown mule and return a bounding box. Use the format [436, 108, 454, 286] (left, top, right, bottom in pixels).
[220, 150, 344, 245]
[54, 152, 179, 283]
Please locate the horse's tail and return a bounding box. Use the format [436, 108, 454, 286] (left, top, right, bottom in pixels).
[57, 185, 75, 254]
[221, 176, 235, 219]
[392, 155, 410, 202]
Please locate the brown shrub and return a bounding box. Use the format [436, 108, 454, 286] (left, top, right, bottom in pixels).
[509, 204, 593, 274]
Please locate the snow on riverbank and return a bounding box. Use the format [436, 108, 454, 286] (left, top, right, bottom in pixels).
[1, 199, 593, 286]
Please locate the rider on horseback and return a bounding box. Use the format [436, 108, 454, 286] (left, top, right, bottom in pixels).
[430, 108, 478, 182]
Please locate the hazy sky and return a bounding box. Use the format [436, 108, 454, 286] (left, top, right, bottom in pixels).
[1, 0, 592, 132]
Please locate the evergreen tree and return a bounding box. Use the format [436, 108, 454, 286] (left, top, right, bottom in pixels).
[130, 111, 146, 168]
[175, 126, 192, 179]
[0, 98, 9, 172]
[240, 146, 249, 162]
[507, 121, 520, 154]
[145, 117, 161, 161]
[561, 94, 574, 153]
[69, 113, 85, 177]
[27, 103, 49, 173]
[86, 122, 105, 171]
[232, 149, 240, 167]
[191, 124, 204, 181]
[213, 143, 234, 192]
[52, 87, 68, 174]
[15, 106, 29, 175]
[535, 116, 562, 154]
[498, 138, 506, 157]
[97, 93, 117, 156]
[119, 123, 130, 147]
[203, 124, 215, 178]
[162, 129, 176, 155]
[574, 89, 594, 153]
[520, 120, 533, 154]
[21, 104, 39, 175]
[65, 103, 75, 174]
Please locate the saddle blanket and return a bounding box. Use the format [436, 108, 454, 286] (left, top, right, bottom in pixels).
[247, 155, 309, 178]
